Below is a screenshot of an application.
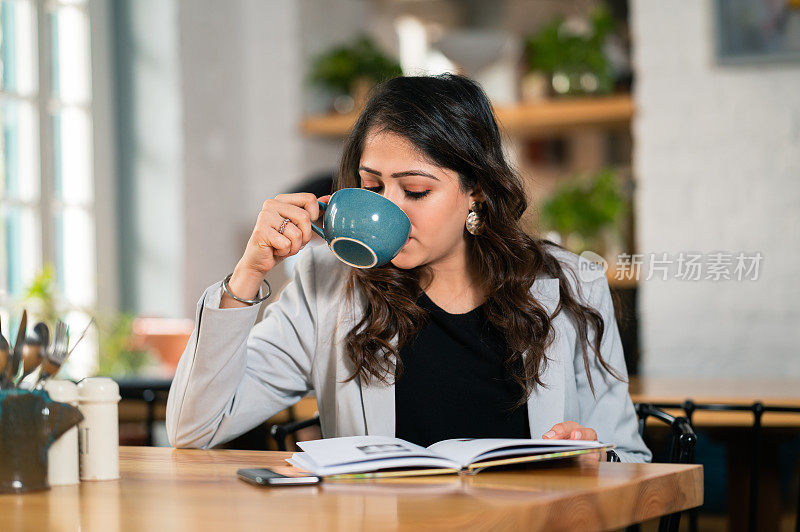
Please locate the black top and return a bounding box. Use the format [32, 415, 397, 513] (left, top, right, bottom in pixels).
[394, 291, 531, 447]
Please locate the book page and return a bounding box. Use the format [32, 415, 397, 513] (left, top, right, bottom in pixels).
[427, 438, 607, 467]
[292, 436, 460, 475]
[466, 445, 615, 473]
[287, 452, 460, 477]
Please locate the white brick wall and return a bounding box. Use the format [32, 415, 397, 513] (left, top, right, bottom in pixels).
[631, 0, 800, 376]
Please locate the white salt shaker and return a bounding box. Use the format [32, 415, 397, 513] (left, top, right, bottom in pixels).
[44, 380, 80, 486]
[77, 377, 121, 480]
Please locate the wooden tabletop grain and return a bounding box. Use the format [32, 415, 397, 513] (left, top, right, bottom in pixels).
[0, 446, 703, 531]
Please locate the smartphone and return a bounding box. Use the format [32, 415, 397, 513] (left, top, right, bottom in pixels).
[237, 468, 320, 486]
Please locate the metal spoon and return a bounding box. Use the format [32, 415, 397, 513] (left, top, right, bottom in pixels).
[33, 322, 50, 351]
[5, 310, 26, 386]
[16, 322, 49, 386]
[35, 321, 69, 387]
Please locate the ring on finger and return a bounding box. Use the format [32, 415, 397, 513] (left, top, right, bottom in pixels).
[278, 218, 291, 235]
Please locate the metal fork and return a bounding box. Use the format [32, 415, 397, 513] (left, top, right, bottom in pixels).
[34, 321, 68, 388]
[33, 318, 93, 389]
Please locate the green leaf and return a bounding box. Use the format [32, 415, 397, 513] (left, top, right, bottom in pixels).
[540, 168, 626, 252]
[23, 265, 59, 327]
[524, 4, 616, 94]
[95, 313, 155, 378]
[309, 34, 402, 96]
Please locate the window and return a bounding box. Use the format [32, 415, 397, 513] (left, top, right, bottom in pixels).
[0, 0, 96, 377]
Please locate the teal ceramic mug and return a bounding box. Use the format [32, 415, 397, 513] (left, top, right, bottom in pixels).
[310, 188, 411, 268]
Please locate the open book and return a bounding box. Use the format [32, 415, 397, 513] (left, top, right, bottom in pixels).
[287, 436, 614, 479]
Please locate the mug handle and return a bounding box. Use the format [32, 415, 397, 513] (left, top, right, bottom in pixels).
[310, 201, 327, 239]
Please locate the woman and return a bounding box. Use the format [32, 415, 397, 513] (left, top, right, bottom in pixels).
[166, 74, 650, 462]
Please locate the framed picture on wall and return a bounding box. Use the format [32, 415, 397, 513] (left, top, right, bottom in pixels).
[714, 0, 800, 63]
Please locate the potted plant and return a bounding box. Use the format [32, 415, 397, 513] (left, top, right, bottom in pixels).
[524, 5, 615, 98]
[23, 267, 157, 379]
[540, 168, 626, 257]
[309, 35, 402, 112]
[95, 313, 157, 378]
[23, 266, 59, 326]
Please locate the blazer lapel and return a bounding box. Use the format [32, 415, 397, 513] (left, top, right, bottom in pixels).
[360, 373, 396, 436]
[333, 340, 369, 437]
[530, 276, 560, 317]
[342, 286, 396, 437]
[526, 277, 567, 438]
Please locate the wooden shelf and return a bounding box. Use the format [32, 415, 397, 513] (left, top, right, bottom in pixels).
[301, 112, 360, 138]
[608, 269, 638, 289]
[300, 94, 634, 138]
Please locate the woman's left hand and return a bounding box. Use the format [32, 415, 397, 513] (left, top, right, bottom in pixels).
[542, 421, 602, 463]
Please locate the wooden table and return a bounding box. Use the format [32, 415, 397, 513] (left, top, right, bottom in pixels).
[1, 447, 702, 531]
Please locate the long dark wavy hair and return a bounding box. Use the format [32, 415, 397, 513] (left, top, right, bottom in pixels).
[336, 74, 624, 405]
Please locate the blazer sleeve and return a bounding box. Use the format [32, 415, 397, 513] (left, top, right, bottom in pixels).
[573, 276, 652, 463]
[166, 251, 318, 449]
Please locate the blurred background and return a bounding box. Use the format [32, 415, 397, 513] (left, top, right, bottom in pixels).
[1, 0, 799, 529]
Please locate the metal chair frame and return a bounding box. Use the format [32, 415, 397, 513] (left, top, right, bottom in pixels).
[644, 400, 800, 532]
[117, 378, 172, 447]
[613, 403, 697, 532]
[270, 414, 321, 452]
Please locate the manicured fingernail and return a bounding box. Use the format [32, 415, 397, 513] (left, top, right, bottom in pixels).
[544, 431, 555, 438]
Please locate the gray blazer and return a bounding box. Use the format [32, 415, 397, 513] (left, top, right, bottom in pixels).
[166, 244, 651, 463]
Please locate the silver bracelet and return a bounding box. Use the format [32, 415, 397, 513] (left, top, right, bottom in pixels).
[222, 273, 271, 305]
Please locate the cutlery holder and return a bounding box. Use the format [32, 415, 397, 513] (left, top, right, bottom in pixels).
[0, 389, 84, 493]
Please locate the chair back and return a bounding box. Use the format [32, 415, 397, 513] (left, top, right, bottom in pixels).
[634, 403, 697, 464]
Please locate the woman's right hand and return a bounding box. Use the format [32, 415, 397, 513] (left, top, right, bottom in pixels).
[221, 192, 331, 308]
